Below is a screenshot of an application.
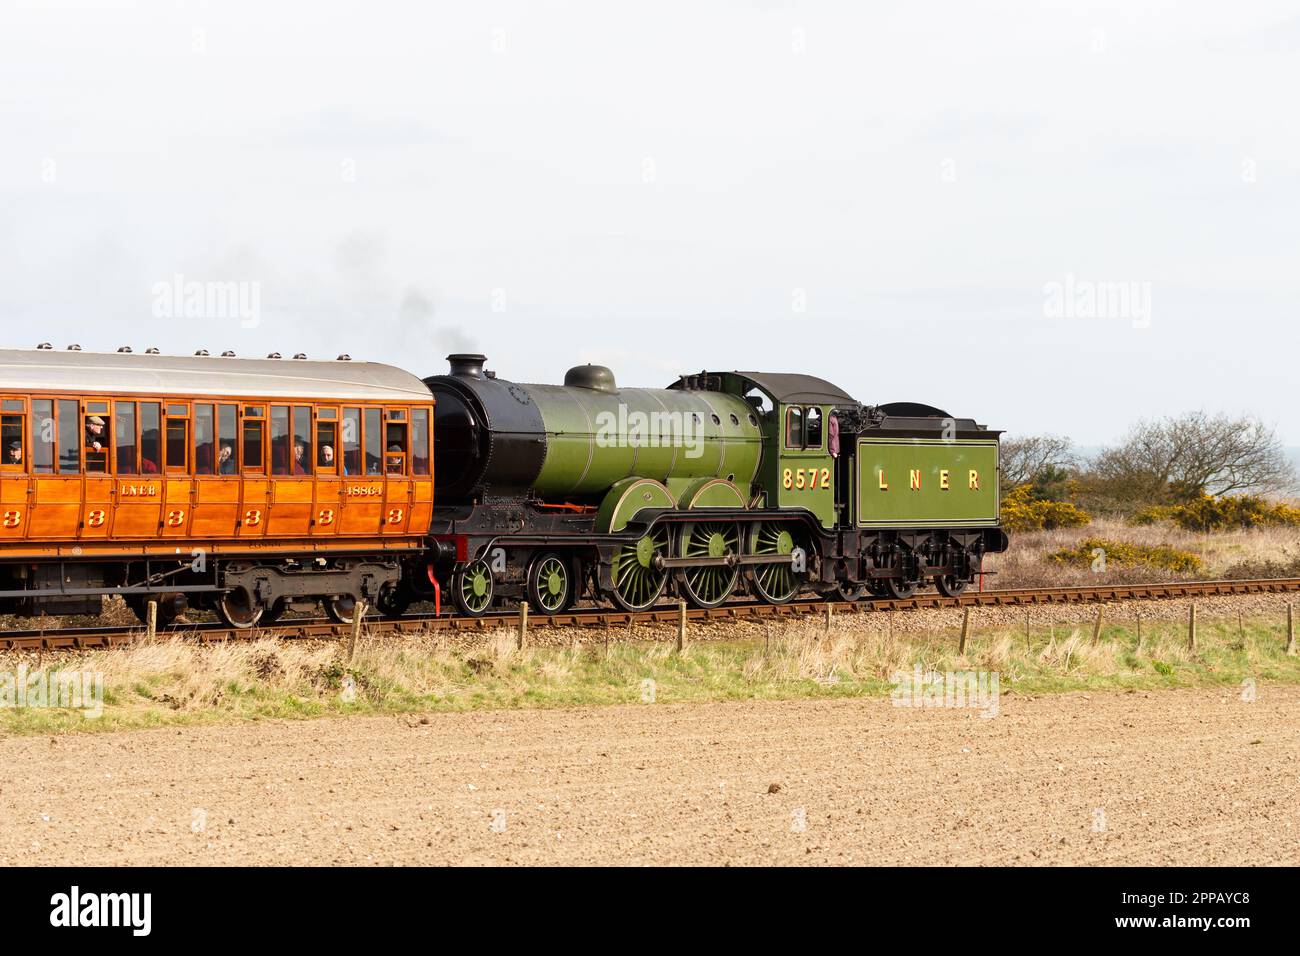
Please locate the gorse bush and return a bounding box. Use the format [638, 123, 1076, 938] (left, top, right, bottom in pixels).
[1000, 484, 1092, 532]
[1050, 537, 1203, 574]
[1131, 494, 1300, 532]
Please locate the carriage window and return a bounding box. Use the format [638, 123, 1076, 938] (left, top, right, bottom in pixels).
[194, 404, 216, 475]
[140, 403, 161, 474]
[343, 407, 362, 476]
[243, 410, 265, 472]
[31, 400, 54, 473]
[364, 407, 382, 475]
[385, 422, 407, 475]
[784, 406, 803, 449]
[83, 406, 109, 474]
[115, 402, 137, 474]
[317, 418, 338, 474]
[165, 413, 189, 474]
[805, 407, 823, 449]
[270, 406, 290, 475]
[293, 406, 312, 475]
[217, 405, 237, 475]
[411, 408, 430, 476]
[1, 410, 23, 469]
[57, 400, 80, 474]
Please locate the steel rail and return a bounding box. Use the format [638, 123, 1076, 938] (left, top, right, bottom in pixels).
[3, 577, 1299, 652]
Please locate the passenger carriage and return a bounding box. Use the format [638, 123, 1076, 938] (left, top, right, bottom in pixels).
[0, 347, 435, 627]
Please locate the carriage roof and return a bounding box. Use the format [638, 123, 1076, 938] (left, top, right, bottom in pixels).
[0, 348, 432, 403]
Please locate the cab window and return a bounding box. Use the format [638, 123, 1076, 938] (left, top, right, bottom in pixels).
[784, 406, 803, 449]
[805, 407, 823, 448]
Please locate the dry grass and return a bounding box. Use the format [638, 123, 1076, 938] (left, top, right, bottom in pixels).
[985, 518, 1300, 588]
[3, 605, 1297, 735]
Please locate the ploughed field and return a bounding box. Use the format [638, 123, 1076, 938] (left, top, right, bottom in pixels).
[2, 686, 1296, 866]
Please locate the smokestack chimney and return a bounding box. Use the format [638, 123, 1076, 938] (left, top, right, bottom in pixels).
[447, 353, 487, 378]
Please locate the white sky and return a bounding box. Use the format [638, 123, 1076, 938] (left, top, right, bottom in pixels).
[1, 0, 1297, 445]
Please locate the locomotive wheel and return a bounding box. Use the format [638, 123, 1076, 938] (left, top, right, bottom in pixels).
[452, 559, 495, 617]
[679, 521, 739, 609]
[934, 574, 969, 598]
[527, 553, 572, 615]
[883, 577, 917, 600]
[324, 594, 362, 624]
[748, 522, 803, 605]
[215, 587, 264, 629]
[609, 529, 669, 612]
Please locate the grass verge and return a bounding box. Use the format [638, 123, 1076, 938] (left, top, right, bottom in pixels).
[3, 611, 1299, 736]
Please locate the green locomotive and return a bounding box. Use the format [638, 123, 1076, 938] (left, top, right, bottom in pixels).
[426, 355, 1007, 615]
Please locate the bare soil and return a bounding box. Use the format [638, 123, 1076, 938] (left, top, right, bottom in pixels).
[3, 685, 1297, 866]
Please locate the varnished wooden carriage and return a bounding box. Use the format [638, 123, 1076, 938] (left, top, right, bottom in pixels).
[0, 347, 435, 627]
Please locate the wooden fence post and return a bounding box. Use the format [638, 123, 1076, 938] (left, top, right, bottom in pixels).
[147, 599, 157, 641]
[1135, 612, 1143, 653]
[1188, 603, 1197, 651]
[517, 601, 528, 650]
[1287, 604, 1295, 656]
[1091, 607, 1104, 645]
[825, 602, 833, 635]
[677, 600, 686, 652]
[959, 607, 971, 654]
[348, 601, 367, 662]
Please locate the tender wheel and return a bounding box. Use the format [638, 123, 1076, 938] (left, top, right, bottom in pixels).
[748, 522, 804, 604]
[609, 529, 669, 612]
[214, 587, 264, 629]
[451, 559, 495, 617]
[527, 552, 572, 615]
[934, 574, 969, 598]
[679, 521, 740, 609]
[324, 594, 367, 624]
[837, 582, 863, 602]
[883, 577, 917, 600]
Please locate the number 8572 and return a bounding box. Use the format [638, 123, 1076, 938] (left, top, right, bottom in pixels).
[783, 467, 830, 491]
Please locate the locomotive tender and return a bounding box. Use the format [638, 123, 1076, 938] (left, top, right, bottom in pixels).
[0, 345, 1007, 625]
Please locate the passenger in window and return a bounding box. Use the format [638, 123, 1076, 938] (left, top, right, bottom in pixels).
[386, 444, 404, 474]
[292, 441, 308, 476]
[320, 444, 343, 473]
[86, 416, 108, 454]
[217, 444, 236, 475]
[7, 441, 21, 465]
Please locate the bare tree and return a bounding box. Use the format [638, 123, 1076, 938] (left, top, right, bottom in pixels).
[1092, 412, 1295, 503]
[999, 434, 1077, 487]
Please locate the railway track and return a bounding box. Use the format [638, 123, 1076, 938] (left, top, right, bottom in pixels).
[3, 577, 1300, 653]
